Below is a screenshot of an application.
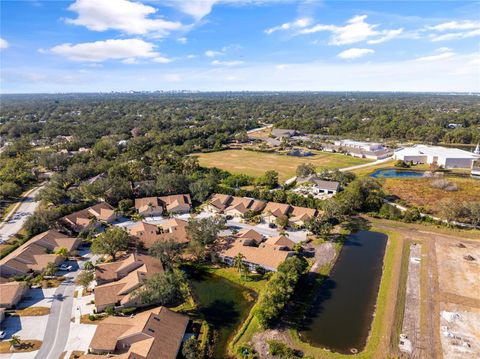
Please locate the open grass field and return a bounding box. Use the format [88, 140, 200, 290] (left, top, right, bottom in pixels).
[195, 149, 372, 181]
[383, 177, 480, 215]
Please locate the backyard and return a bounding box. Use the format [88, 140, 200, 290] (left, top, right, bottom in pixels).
[195, 150, 372, 181]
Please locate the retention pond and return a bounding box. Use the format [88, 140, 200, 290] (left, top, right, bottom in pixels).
[300, 230, 388, 354]
[187, 267, 256, 358]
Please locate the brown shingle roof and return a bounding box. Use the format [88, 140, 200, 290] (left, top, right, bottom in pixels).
[237, 229, 263, 243]
[157, 218, 189, 244]
[129, 222, 160, 249]
[263, 202, 291, 217]
[0, 230, 78, 276]
[208, 194, 233, 212]
[89, 307, 188, 359]
[221, 240, 292, 271]
[159, 194, 192, 213]
[264, 235, 295, 250]
[0, 281, 27, 308]
[134, 197, 163, 215]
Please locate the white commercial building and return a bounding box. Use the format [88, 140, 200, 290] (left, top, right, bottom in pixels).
[394, 145, 479, 169]
[333, 139, 384, 152]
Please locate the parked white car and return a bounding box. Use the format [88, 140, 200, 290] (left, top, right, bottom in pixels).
[0, 330, 6, 339]
[59, 264, 72, 271]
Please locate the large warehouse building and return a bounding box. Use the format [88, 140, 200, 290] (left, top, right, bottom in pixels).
[394, 145, 479, 169]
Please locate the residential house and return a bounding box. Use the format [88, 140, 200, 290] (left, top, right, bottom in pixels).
[394, 145, 480, 169]
[236, 229, 264, 244]
[224, 197, 253, 218]
[0, 230, 80, 277]
[204, 194, 233, 213]
[0, 277, 28, 309]
[288, 206, 317, 227]
[261, 202, 291, 224]
[94, 253, 163, 312]
[296, 176, 340, 196]
[129, 222, 160, 249]
[220, 239, 292, 272]
[135, 197, 164, 217]
[263, 236, 295, 251]
[159, 194, 192, 214]
[62, 202, 118, 232]
[157, 218, 189, 244]
[88, 306, 189, 359]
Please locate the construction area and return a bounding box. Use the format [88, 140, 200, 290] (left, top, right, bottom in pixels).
[435, 238, 480, 358]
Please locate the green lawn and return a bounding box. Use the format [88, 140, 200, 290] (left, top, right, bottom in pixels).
[195, 150, 372, 182]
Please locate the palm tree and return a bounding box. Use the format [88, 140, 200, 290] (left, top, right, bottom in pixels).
[54, 247, 68, 257]
[233, 253, 246, 279]
[9, 335, 21, 348]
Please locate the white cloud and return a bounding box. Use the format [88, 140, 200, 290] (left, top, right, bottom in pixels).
[288, 15, 403, 45]
[186, 54, 197, 59]
[205, 50, 224, 57]
[337, 48, 374, 59]
[0, 38, 8, 49]
[177, 37, 188, 44]
[152, 56, 173, 63]
[415, 49, 456, 62]
[428, 20, 480, 31]
[66, 0, 183, 36]
[265, 18, 312, 35]
[430, 29, 480, 42]
[49, 39, 161, 62]
[367, 28, 403, 44]
[164, 0, 218, 20]
[427, 19, 480, 42]
[211, 60, 244, 66]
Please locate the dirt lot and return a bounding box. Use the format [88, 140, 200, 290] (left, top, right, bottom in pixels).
[439, 303, 480, 359]
[435, 239, 480, 303]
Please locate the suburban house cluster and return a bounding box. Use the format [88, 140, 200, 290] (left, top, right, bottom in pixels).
[394, 144, 480, 169]
[204, 194, 318, 227]
[134, 194, 192, 216]
[0, 229, 81, 277]
[86, 306, 189, 359]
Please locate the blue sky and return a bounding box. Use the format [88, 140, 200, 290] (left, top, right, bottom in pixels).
[1, 0, 479, 93]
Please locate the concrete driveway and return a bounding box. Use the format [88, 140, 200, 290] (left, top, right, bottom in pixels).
[1, 315, 48, 340]
[16, 288, 58, 309]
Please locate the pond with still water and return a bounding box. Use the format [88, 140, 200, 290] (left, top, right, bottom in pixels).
[300, 230, 388, 354]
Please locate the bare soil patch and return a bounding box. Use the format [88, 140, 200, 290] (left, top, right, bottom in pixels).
[439, 303, 480, 359]
[435, 238, 480, 302]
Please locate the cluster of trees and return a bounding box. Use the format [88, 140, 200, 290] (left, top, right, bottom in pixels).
[307, 177, 385, 236]
[438, 199, 480, 227]
[0, 140, 36, 201]
[255, 256, 308, 328]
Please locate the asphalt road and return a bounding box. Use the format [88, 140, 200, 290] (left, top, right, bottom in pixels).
[0, 185, 43, 243]
[34, 254, 97, 359]
[34, 275, 76, 359]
